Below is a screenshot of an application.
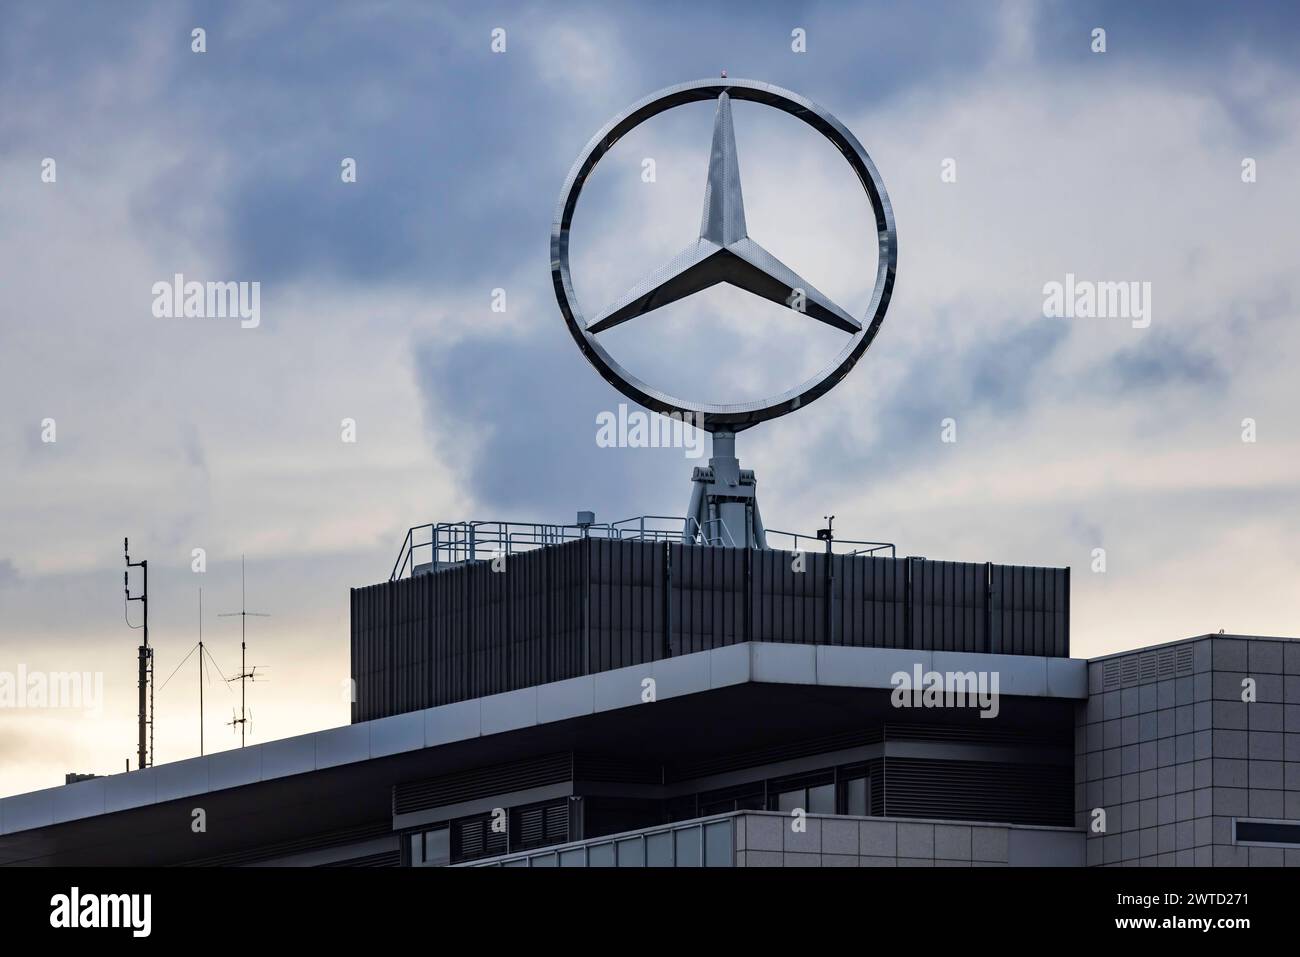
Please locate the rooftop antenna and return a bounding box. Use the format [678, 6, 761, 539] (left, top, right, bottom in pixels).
[199, 588, 204, 755]
[159, 588, 233, 758]
[123, 538, 153, 769]
[218, 555, 269, 748]
[228, 707, 254, 739]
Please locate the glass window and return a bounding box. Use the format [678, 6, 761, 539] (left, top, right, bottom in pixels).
[588, 843, 616, 867]
[646, 831, 674, 867]
[530, 853, 557, 867]
[559, 848, 586, 867]
[410, 827, 450, 867]
[777, 789, 804, 813]
[1236, 820, 1300, 845]
[704, 821, 733, 867]
[675, 826, 702, 867]
[699, 783, 765, 816]
[617, 838, 645, 867]
[843, 776, 868, 816]
[424, 827, 450, 866]
[808, 784, 835, 815]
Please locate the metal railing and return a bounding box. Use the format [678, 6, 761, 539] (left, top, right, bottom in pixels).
[389, 516, 690, 581]
[390, 516, 896, 581]
[765, 528, 895, 558]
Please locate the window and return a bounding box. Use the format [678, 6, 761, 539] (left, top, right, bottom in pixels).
[425, 826, 450, 864]
[842, 776, 870, 817]
[769, 772, 836, 815]
[688, 764, 875, 822]
[617, 838, 645, 867]
[646, 831, 673, 866]
[409, 826, 450, 867]
[704, 820, 733, 867]
[776, 789, 803, 813]
[1235, 819, 1300, 846]
[674, 826, 701, 866]
[808, 783, 835, 814]
[699, 782, 765, 816]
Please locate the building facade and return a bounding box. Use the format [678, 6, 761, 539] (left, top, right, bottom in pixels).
[1, 531, 1297, 867]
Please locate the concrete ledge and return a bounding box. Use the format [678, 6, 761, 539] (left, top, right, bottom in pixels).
[652, 653, 711, 700]
[313, 724, 367, 770]
[593, 663, 646, 713]
[3, 788, 55, 833]
[369, 711, 424, 759]
[710, 643, 751, 688]
[104, 768, 158, 814]
[818, 646, 932, 688]
[154, 756, 209, 804]
[538, 676, 594, 723]
[480, 687, 537, 736]
[752, 643, 816, 684]
[932, 652, 1045, 697]
[208, 746, 263, 792]
[260, 733, 316, 779]
[51, 777, 108, 825]
[425, 699, 480, 747]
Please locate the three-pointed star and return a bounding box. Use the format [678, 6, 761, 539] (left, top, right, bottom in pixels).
[586, 92, 861, 336]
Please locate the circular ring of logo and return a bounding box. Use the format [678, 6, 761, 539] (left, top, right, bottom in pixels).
[551, 78, 897, 433]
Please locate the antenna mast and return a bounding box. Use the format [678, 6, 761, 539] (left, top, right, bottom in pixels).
[199, 588, 204, 756]
[218, 555, 269, 747]
[124, 538, 153, 769]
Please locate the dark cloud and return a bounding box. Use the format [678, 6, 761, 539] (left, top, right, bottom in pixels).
[1104, 338, 1225, 392]
[416, 324, 704, 519]
[811, 317, 1070, 482]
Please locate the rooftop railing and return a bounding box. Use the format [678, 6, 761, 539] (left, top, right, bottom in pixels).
[389, 516, 895, 581]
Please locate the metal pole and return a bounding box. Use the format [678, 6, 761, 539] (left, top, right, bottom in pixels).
[199, 588, 204, 756]
[218, 555, 267, 749]
[240, 559, 246, 748]
[137, 642, 147, 769]
[126, 539, 151, 770]
[146, 556, 152, 768]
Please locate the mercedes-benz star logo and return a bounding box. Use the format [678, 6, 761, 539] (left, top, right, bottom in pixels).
[552, 78, 897, 434]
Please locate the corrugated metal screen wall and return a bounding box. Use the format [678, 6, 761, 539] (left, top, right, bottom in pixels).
[351, 540, 1070, 722]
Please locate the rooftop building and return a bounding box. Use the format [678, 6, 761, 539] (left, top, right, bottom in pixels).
[3, 517, 1295, 867]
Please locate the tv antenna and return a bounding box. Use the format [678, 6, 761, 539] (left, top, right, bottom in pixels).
[159, 587, 231, 757]
[228, 707, 254, 739]
[123, 538, 153, 770]
[218, 555, 268, 748]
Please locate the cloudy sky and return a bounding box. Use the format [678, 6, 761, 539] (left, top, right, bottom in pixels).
[2, 0, 1299, 798]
